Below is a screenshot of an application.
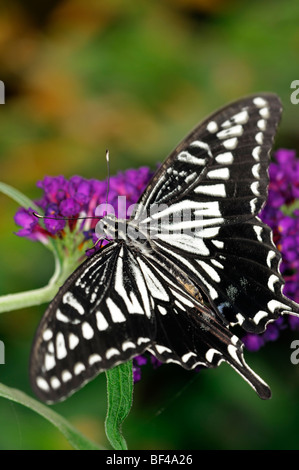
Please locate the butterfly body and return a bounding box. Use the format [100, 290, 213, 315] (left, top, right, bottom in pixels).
[30, 93, 299, 403]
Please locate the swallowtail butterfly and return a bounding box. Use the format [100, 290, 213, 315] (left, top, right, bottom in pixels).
[30, 93, 299, 403]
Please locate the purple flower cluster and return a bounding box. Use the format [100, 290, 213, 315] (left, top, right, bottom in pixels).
[243, 149, 299, 351]
[14, 168, 153, 246]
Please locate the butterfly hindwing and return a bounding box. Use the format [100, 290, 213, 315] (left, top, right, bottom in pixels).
[30, 243, 155, 403]
[131, 252, 272, 399]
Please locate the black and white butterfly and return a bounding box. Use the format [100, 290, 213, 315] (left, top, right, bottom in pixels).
[30, 93, 299, 403]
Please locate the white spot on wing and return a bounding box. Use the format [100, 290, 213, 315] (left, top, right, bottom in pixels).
[177, 152, 206, 166]
[255, 132, 263, 145]
[155, 233, 210, 257]
[259, 107, 270, 118]
[266, 250, 276, 268]
[212, 240, 224, 249]
[74, 362, 85, 375]
[155, 345, 172, 354]
[267, 300, 291, 313]
[68, 333, 79, 350]
[122, 341, 136, 351]
[50, 377, 61, 389]
[137, 337, 151, 345]
[236, 313, 245, 325]
[56, 332, 67, 359]
[207, 121, 218, 133]
[253, 97, 267, 107]
[195, 183, 226, 197]
[250, 197, 258, 213]
[171, 289, 195, 308]
[137, 258, 169, 301]
[56, 309, 70, 323]
[252, 163, 261, 179]
[251, 181, 260, 196]
[43, 329, 53, 341]
[190, 140, 212, 158]
[182, 352, 197, 363]
[211, 259, 224, 269]
[231, 335, 239, 345]
[253, 225, 263, 242]
[129, 254, 152, 319]
[174, 300, 186, 311]
[252, 146, 261, 161]
[196, 260, 221, 283]
[63, 292, 84, 315]
[36, 377, 50, 391]
[96, 311, 109, 331]
[258, 119, 267, 131]
[206, 348, 220, 363]
[232, 109, 249, 124]
[107, 298, 126, 323]
[82, 322, 94, 339]
[62, 370, 72, 382]
[45, 354, 55, 371]
[106, 348, 120, 359]
[202, 227, 220, 238]
[268, 274, 280, 292]
[207, 168, 230, 180]
[158, 305, 167, 315]
[194, 201, 222, 217]
[215, 152, 233, 164]
[89, 354, 102, 365]
[253, 310, 268, 324]
[217, 124, 243, 139]
[223, 137, 238, 150]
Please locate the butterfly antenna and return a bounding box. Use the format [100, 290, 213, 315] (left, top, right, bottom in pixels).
[32, 212, 99, 221]
[105, 149, 110, 217]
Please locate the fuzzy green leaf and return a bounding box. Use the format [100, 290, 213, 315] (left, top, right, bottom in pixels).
[0, 181, 40, 212]
[105, 361, 133, 450]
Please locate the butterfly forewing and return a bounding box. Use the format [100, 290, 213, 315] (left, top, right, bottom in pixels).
[134, 94, 281, 216]
[133, 93, 299, 332]
[30, 93, 299, 403]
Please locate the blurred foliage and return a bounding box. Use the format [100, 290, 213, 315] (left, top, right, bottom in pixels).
[1, 0, 299, 450]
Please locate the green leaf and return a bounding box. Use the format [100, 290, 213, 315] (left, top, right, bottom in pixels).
[0, 181, 40, 212]
[0, 382, 103, 449]
[105, 361, 134, 450]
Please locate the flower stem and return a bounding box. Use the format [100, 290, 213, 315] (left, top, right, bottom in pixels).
[0, 247, 63, 314]
[0, 283, 60, 313]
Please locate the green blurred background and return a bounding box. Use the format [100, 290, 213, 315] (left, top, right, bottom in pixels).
[1, 0, 299, 450]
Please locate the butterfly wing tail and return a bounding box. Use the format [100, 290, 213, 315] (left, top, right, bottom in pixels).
[224, 339, 272, 400]
[282, 295, 299, 317]
[150, 296, 272, 399]
[205, 318, 272, 400]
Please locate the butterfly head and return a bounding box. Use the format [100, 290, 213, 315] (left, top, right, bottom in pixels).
[95, 213, 127, 241]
